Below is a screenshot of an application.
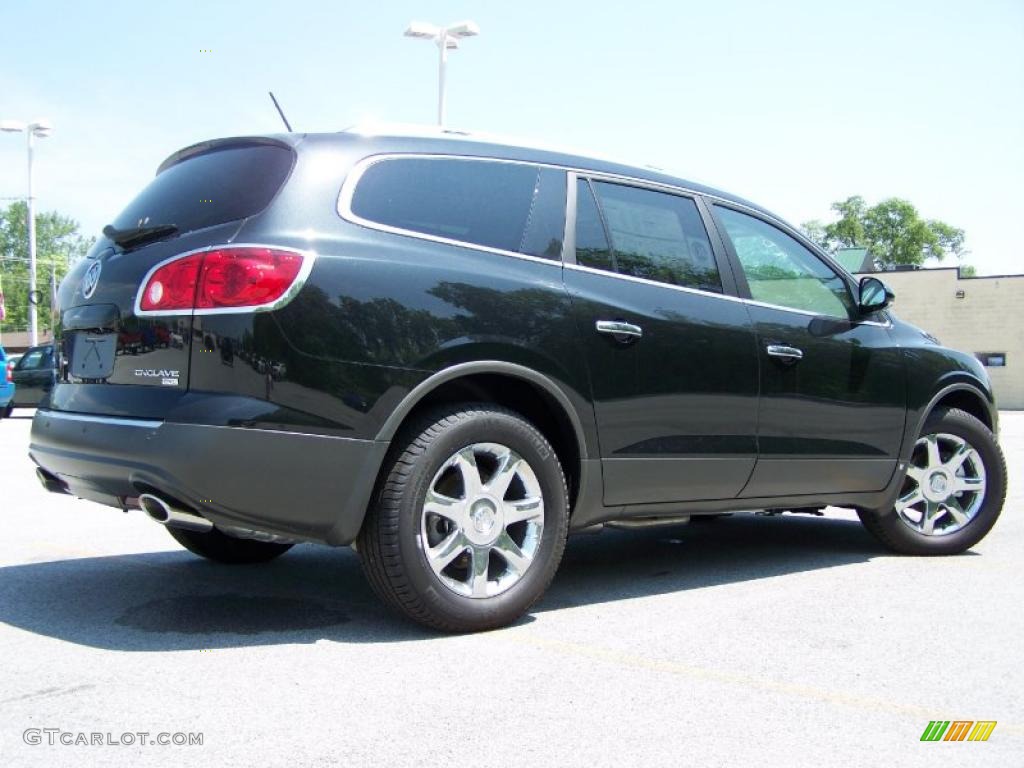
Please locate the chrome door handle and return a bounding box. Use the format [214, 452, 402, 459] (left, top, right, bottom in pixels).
[766, 344, 803, 361]
[595, 320, 643, 339]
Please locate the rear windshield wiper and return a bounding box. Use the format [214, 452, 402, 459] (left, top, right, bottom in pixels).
[102, 223, 179, 249]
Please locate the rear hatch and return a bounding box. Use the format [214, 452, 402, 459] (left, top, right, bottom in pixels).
[56, 139, 295, 411]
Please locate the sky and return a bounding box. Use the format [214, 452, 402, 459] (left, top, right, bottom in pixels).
[1, 0, 1022, 275]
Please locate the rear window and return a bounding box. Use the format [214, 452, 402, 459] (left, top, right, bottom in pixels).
[111, 144, 294, 234]
[348, 157, 566, 259]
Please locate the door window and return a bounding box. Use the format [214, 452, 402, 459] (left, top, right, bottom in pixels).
[582, 182, 721, 292]
[715, 206, 854, 318]
[574, 179, 615, 272]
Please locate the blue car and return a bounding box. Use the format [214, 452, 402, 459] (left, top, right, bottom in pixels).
[0, 345, 15, 418]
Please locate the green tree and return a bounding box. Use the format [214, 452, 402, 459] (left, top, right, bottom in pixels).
[824, 195, 868, 248]
[799, 219, 829, 250]
[0, 202, 94, 334]
[802, 196, 966, 269]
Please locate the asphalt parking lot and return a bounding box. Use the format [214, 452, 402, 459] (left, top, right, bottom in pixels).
[1, 410, 1020, 767]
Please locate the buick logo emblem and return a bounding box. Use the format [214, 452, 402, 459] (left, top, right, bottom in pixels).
[81, 261, 102, 299]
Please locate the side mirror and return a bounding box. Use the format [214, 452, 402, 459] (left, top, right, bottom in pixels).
[859, 276, 894, 314]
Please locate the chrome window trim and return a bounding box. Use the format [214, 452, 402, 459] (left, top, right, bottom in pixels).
[132, 243, 318, 318]
[564, 262, 890, 327]
[337, 153, 891, 328]
[337, 154, 564, 269]
[40, 411, 163, 429]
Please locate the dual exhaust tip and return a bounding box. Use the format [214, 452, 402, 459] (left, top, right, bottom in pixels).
[138, 493, 213, 532]
[35, 469, 213, 534]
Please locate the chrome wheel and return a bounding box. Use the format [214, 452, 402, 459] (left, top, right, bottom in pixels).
[419, 442, 545, 599]
[896, 432, 987, 537]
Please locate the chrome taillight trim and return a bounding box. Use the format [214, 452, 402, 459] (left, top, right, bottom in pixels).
[132, 243, 317, 318]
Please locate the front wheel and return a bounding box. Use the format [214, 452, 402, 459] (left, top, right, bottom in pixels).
[358, 404, 569, 632]
[858, 408, 1006, 555]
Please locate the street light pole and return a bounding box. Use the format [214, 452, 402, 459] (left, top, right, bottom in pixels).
[437, 30, 448, 126]
[404, 21, 480, 127]
[1, 118, 53, 347]
[26, 127, 38, 347]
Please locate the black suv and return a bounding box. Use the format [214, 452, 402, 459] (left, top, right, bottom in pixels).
[30, 128, 1006, 631]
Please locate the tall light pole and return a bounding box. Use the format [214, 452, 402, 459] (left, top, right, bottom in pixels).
[2, 118, 54, 347]
[404, 20, 480, 126]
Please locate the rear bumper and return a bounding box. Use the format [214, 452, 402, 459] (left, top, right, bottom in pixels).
[30, 409, 388, 545]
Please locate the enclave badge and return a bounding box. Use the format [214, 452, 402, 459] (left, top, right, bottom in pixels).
[81, 260, 102, 299]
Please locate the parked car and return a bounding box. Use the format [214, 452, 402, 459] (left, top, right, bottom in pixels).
[10, 344, 56, 411]
[30, 128, 1006, 632]
[0, 345, 15, 418]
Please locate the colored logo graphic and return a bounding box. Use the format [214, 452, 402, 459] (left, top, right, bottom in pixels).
[920, 720, 996, 742]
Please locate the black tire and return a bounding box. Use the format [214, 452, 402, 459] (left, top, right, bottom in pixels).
[2, 403, 12, 419]
[858, 408, 1006, 555]
[166, 526, 294, 564]
[358, 404, 569, 632]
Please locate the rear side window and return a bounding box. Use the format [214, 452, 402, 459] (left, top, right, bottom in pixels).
[349, 157, 566, 259]
[585, 181, 722, 293]
[111, 144, 294, 234]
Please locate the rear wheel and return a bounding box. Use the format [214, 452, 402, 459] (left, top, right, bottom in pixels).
[858, 408, 1006, 555]
[2, 403, 12, 419]
[358, 404, 569, 632]
[166, 526, 294, 564]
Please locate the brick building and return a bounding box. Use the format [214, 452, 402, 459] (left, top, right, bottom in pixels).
[856, 267, 1024, 410]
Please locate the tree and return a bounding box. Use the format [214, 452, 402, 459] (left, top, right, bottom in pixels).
[824, 195, 868, 249]
[0, 202, 94, 335]
[801, 196, 965, 269]
[800, 220, 829, 250]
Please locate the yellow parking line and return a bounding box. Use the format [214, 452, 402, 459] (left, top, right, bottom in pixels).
[501, 632, 1022, 736]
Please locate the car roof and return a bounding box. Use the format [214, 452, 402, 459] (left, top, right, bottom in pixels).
[167, 125, 781, 223]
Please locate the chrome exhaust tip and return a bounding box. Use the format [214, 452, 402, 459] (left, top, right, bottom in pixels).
[35, 467, 69, 495]
[138, 493, 213, 532]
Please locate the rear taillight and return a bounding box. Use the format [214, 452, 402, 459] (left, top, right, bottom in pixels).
[137, 246, 310, 314]
[5, 362, 12, 382]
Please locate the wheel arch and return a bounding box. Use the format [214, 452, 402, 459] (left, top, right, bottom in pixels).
[374, 361, 592, 510]
[911, 381, 997, 456]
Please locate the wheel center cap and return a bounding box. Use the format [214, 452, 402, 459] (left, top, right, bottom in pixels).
[922, 470, 954, 502]
[470, 499, 498, 535]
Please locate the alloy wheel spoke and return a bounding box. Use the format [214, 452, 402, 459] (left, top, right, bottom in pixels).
[494, 531, 530, 574]
[920, 502, 942, 535]
[470, 545, 491, 597]
[944, 498, 969, 527]
[453, 449, 485, 498]
[895, 488, 924, 513]
[504, 496, 543, 524]
[904, 465, 926, 484]
[954, 475, 984, 494]
[924, 435, 942, 470]
[424, 490, 467, 526]
[486, 449, 522, 499]
[945, 442, 973, 473]
[427, 531, 468, 574]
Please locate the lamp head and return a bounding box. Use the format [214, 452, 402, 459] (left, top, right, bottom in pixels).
[404, 21, 440, 39]
[446, 21, 480, 39]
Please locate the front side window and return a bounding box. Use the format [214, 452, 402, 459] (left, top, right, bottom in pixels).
[588, 181, 722, 293]
[715, 206, 854, 318]
[349, 157, 565, 259]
